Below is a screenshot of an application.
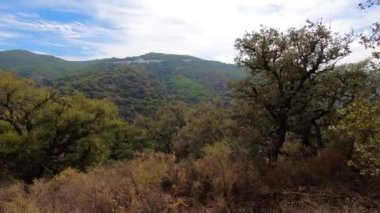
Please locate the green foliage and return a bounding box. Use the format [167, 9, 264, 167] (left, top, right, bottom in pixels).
[234, 21, 354, 157]
[0, 73, 126, 180]
[106, 121, 155, 160]
[0, 72, 55, 135]
[332, 100, 380, 176]
[50, 53, 245, 120]
[1, 19, 380, 212]
[167, 76, 210, 103]
[0, 50, 245, 121]
[135, 102, 189, 153]
[230, 96, 274, 157]
[59, 67, 163, 120]
[135, 101, 234, 158]
[0, 50, 96, 80]
[174, 101, 234, 158]
[0, 50, 245, 115]
[127, 52, 245, 79]
[30, 94, 118, 175]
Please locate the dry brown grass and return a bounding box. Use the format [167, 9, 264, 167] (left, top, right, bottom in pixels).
[263, 147, 349, 188]
[0, 145, 379, 212]
[0, 152, 176, 213]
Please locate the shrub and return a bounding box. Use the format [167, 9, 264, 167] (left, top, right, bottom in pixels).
[192, 142, 259, 211]
[0, 153, 176, 213]
[331, 101, 380, 176]
[0, 182, 38, 213]
[307, 148, 347, 179]
[263, 148, 348, 188]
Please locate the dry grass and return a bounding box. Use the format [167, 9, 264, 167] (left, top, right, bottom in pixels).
[263, 147, 349, 188]
[0, 145, 379, 212]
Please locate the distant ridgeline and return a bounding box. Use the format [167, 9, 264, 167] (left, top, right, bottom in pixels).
[0, 50, 245, 119]
[110, 58, 163, 65]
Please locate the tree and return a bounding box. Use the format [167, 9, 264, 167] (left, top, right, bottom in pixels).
[173, 101, 234, 158]
[234, 21, 352, 158]
[234, 60, 379, 158]
[332, 100, 380, 176]
[361, 23, 380, 59]
[358, 0, 380, 59]
[291, 61, 379, 150]
[106, 121, 155, 160]
[135, 101, 234, 158]
[0, 72, 56, 136]
[358, 0, 380, 9]
[29, 94, 118, 177]
[0, 73, 120, 180]
[134, 102, 188, 154]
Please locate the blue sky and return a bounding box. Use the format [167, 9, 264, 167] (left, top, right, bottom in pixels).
[0, 0, 379, 63]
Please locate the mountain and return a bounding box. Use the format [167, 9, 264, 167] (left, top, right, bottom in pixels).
[0, 50, 244, 79]
[0, 50, 97, 79]
[0, 50, 245, 119]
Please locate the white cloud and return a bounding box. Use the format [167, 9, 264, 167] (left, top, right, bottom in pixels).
[0, 31, 20, 40]
[4, 0, 380, 62]
[0, 13, 111, 40]
[0, 12, 117, 56]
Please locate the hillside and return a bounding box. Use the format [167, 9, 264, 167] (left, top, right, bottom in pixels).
[0, 50, 245, 119]
[0, 50, 96, 79]
[1, 16, 380, 213]
[0, 50, 244, 79]
[58, 53, 245, 119]
[59, 67, 164, 119]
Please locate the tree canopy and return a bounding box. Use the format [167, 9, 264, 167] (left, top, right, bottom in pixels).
[0, 72, 121, 180]
[234, 21, 353, 158]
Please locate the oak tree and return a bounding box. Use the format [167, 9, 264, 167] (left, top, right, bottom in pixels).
[234, 21, 352, 158]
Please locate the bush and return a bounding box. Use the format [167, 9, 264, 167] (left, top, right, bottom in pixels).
[0, 153, 176, 213]
[263, 148, 348, 188]
[192, 142, 260, 211]
[307, 148, 347, 179]
[0, 148, 377, 212]
[331, 101, 380, 176]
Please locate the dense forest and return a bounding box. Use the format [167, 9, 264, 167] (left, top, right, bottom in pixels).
[1, 18, 380, 212]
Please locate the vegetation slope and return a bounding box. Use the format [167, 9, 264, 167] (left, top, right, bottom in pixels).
[1, 19, 380, 212]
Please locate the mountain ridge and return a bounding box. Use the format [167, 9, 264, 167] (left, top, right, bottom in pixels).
[0, 49, 235, 65]
[0, 49, 243, 79]
[0, 49, 245, 119]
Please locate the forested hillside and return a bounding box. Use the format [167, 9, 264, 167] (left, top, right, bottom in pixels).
[0, 50, 97, 79]
[0, 50, 244, 81]
[0, 50, 244, 119]
[1, 19, 380, 212]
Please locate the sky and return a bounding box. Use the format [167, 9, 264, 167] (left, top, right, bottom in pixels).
[0, 0, 379, 63]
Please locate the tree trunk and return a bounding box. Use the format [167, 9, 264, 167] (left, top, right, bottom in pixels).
[315, 124, 324, 149]
[12, 121, 23, 136]
[271, 119, 287, 160]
